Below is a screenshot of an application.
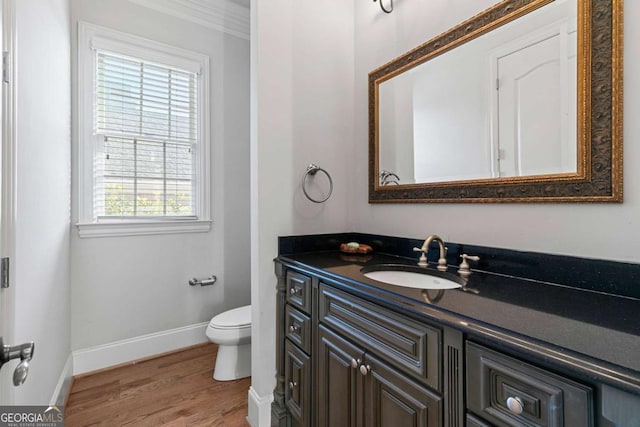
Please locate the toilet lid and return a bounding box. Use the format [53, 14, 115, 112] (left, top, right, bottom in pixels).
[210, 305, 251, 329]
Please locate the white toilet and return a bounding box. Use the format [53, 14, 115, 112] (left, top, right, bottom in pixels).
[206, 305, 252, 381]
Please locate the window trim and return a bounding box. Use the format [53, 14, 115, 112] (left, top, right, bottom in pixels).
[76, 22, 211, 237]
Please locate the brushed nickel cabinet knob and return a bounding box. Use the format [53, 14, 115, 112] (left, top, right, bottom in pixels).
[506, 396, 524, 415]
[359, 364, 371, 376]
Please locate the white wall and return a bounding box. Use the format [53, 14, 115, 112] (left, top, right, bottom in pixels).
[379, 75, 415, 182]
[411, 45, 492, 182]
[70, 0, 250, 351]
[249, 0, 353, 423]
[11, 0, 71, 404]
[352, 0, 640, 263]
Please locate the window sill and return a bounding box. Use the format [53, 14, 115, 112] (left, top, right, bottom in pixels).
[76, 219, 212, 238]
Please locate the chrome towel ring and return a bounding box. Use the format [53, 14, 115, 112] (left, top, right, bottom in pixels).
[302, 164, 333, 203]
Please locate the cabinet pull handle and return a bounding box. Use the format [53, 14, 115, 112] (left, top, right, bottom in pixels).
[288, 381, 298, 390]
[350, 358, 360, 369]
[506, 396, 524, 415]
[289, 286, 300, 295]
[288, 324, 300, 333]
[359, 364, 371, 376]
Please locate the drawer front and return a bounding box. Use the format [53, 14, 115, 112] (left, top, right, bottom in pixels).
[319, 283, 441, 391]
[286, 271, 312, 314]
[285, 305, 311, 354]
[466, 342, 593, 427]
[285, 339, 311, 426]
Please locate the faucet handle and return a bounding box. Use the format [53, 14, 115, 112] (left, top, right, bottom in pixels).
[436, 246, 448, 271]
[413, 247, 428, 267]
[459, 254, 479, 276]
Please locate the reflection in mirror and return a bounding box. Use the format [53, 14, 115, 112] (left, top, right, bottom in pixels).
[378, 0, 577, 185]
[369, 0, 623, 203]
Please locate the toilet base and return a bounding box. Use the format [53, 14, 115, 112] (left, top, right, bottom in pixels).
[213, 342, 251, 381]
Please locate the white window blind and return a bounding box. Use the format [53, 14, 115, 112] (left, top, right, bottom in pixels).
[94, 51, 198, 219]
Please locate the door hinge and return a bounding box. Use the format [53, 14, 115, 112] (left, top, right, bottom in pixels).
[1, 258, 9, 288]
[2, 51, 9, 84]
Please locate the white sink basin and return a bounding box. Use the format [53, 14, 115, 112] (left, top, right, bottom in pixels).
[362, 267, 462, 290]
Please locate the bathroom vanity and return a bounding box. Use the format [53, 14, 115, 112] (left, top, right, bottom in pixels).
[271, 234, 640, 427]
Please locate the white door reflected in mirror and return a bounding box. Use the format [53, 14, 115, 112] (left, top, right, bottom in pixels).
[377, 0, 577, 186]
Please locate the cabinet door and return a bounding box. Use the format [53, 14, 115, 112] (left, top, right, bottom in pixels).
[318, 325, 364, 427]
[363, 353, 443, 427]
[285, 340, 311, 426]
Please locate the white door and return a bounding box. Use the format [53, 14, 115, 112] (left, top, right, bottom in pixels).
[0, 0, 20, 404]
[0, 0, 10, 404]
[494, 24, 576, 177]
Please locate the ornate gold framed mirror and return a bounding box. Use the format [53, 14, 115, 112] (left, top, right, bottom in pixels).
[368, 0, 622, 203]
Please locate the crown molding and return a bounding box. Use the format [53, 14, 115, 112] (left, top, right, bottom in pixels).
[129, 0, 249, 40]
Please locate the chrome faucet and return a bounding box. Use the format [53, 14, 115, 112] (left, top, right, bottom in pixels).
[413, 235, 448, 271]
[379, 170, 400, 186]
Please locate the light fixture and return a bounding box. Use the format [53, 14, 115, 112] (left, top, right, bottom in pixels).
[374, 0, 393, 13]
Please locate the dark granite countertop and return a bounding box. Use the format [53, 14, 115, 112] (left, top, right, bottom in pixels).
[277, 250, 640, 395]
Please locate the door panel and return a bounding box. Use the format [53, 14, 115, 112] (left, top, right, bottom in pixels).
[495, 26, 577, 178]
[285, 339, 311, 426]
[317, 325, 364, 427]
[364, 353, 443, 427]
[0, 0, 11, 404]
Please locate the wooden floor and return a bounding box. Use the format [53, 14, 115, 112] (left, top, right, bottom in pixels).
[65, 343, 251, 426]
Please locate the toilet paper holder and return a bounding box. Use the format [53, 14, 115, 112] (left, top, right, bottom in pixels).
[189, 275, 217, 287]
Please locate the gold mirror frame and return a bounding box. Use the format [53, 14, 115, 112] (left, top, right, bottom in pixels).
[369, 0, 623, 203]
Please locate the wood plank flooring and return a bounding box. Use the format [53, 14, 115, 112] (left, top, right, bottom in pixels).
[65, 343, 250, 426]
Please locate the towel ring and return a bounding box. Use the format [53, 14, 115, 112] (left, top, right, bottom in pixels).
[302, 164, 333, 203]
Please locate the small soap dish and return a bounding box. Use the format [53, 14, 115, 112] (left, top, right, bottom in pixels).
[340, 242, 373, 254]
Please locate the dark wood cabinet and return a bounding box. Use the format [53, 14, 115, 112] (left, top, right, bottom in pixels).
[286, 271, 312, 314]
[285, 305, 311, 354]
[285, 340, 311, 426]
[318, 325, 442, 427]
[316, 282, 446, 427]
[317, 325, 363, 427]
[363, 352, 442, 427]
[466, 342, 593, 427]
[274, 270, 315, 427]
[318, 283, 442, 390]
[273, 261, 600, 427]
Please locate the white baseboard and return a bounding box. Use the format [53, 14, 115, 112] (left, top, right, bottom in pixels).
[247, 386, 273, 427]
[73, 322, 209, 375]
[50, 354, 73, 406]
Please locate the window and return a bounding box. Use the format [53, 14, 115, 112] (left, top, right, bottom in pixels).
[77, 23, 210, 237]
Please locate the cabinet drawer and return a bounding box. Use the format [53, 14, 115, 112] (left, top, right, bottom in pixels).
[466, 342, 593, 427]
[285, 305, 311, 354]
[286, 271, 312, 314]
[285, 339, 311, 426]
[319, 283, 441, 391]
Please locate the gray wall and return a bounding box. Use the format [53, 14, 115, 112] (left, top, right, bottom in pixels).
[70, 0, 250, 350]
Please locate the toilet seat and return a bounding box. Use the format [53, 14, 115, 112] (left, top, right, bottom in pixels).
[205, 304, 252, 380]
[209, 305, 251, 329]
